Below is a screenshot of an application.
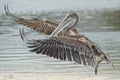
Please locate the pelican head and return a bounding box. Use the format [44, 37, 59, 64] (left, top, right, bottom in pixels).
[49, 13, 79, 37]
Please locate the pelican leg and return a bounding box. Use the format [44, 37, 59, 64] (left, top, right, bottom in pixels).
[95, 55, 104, 75]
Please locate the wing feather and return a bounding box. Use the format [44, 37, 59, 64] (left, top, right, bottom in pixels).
[20, 29, 96, 66]
[4, 5, 58, 35]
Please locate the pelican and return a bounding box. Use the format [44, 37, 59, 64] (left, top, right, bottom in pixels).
[5, 5, 114, 74]
[4, 5, 78, 36]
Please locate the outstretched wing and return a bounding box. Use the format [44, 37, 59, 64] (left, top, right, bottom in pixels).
[4, 5, 58, 35]
[20, 29, 96, 67]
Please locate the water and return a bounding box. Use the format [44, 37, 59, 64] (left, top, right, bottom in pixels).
[1, 0, 120, 14]
[0, 0, 120, 79]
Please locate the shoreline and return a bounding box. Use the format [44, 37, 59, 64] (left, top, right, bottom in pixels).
[0, 72, 114, 80]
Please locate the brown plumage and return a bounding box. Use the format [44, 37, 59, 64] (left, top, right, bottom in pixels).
[4, 5, 78, 35]
[5, 5, 114, 74]
[19, 28, 114, 75]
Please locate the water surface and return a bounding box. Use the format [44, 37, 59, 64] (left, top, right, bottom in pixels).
[0, 0, 120, 79]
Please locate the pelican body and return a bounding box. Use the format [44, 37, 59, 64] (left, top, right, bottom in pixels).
[5, 5, 114, 74]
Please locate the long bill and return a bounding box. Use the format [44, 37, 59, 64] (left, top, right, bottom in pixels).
[49, 15, 69, 37]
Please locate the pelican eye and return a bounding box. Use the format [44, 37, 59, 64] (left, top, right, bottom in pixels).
[67, 16, 70, 18]
[66, 16, 72, 20]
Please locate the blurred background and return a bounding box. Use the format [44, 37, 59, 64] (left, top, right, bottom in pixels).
[0, 0, 120, 31]
[0, 0, 120, 79]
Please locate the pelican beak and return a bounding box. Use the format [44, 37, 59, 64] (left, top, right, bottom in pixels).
[49, 15, 69, 37]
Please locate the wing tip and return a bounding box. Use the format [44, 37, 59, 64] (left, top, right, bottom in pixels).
[4, 4, 11, 16]
[19, 28, 25, 41]
[19, 28, 31, 44]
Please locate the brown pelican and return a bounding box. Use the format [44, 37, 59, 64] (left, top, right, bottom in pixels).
[4, 5, 78, 36]
[19, 13, 114, 74]
[5, 5, 114, 74]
